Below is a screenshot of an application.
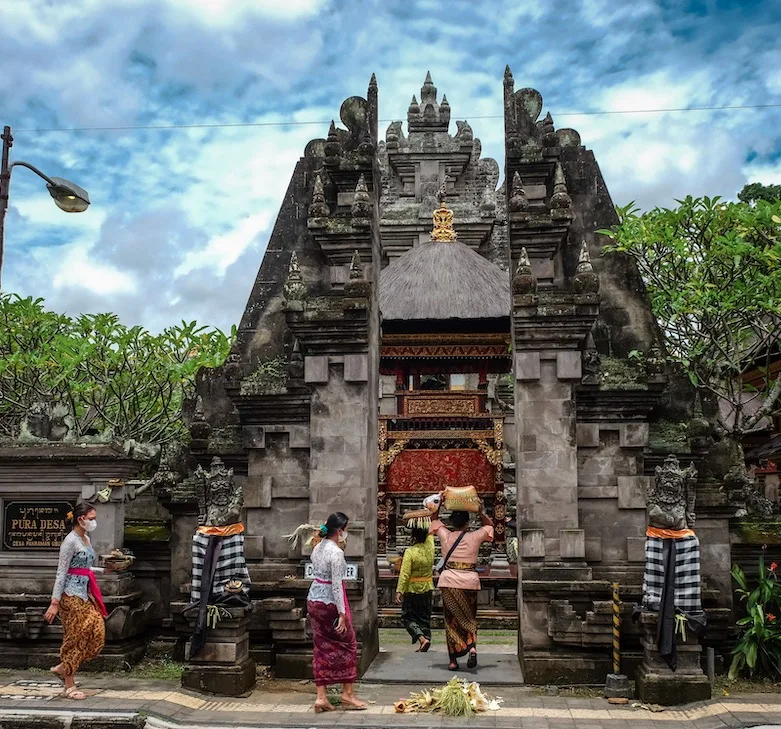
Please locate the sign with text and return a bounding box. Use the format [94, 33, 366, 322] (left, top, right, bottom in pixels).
[304, 562, 358, 581]
[3, 501, 73, 551]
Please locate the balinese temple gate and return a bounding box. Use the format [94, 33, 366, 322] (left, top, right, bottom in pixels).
[176, 68, 733, 690]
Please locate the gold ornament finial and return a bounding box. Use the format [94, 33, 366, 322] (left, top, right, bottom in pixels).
[431, 179, 457, 242]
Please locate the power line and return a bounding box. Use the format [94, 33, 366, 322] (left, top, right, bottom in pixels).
[11, 102, 781, 134]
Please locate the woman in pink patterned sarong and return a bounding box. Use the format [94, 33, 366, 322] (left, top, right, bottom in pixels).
[306, 512, 366, 713]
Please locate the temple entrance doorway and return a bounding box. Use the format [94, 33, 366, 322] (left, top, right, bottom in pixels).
[364, 361, 524, 684]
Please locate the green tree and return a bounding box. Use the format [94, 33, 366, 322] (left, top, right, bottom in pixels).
[739, 182, 781, 205]
[0, 294, 234, 443]
[600, 196, 781, 453]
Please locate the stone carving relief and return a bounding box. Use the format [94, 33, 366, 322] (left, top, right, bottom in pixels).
[195, 456, 243, 527]
[648, 454, 698, 531]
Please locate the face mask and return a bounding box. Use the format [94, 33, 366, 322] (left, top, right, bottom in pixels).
[81, 519, 97, 533]
[338, 531, 348, 545]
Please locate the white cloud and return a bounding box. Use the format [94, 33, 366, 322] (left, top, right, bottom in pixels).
[1, 0, 780, 332]
[52, 243, 137, 297]
[176, 211, 273, 276]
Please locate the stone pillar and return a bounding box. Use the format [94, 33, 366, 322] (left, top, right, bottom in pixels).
[305, 352, 378, 671]
[181, 606, 255, 696]
[83, 479, 129, 558]
[515, 350, 583, 559]
[635, 612, 711, 705]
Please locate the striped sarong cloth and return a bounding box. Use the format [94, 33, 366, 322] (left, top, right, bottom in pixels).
[190, 532, 250, 602]
[642, 534, 702, 612]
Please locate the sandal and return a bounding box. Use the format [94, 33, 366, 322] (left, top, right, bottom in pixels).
[314, 701, 335, 713]
[60, 686, 87, 700]
[419, 639, 431, 653]
[341, 697, 367, 711]
[448, 662, 459, 671]
[467, 650, 477, 669]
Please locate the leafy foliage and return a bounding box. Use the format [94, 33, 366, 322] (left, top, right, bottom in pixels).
[730, 557, 781, 679]
[601, 196, 781, 439]
[739, 182, 781, 205]
[0, 294, 233, 443]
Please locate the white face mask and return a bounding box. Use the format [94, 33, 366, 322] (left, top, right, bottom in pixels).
[81, 518, 97, 533]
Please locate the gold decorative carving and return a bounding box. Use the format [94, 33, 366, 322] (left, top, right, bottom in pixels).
[378, 420, 388, 451]
[472, 438, 503, 468]
[388, 429, 495, 441]
[405, 397, 477, 416]
[378, 438, 410, 479]
[431, 186, 457, 243]
[493, 418, 504, 450]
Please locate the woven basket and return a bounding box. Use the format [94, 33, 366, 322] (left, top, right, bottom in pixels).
[443, 485, 480, 513]
[402, 509, 432, 530]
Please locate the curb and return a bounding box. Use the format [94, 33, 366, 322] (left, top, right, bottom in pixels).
[0, 708, 143, 728]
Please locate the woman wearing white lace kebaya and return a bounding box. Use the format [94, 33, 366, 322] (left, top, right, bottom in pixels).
[44, 502, 110, 700]
[306, 512, 367, 713]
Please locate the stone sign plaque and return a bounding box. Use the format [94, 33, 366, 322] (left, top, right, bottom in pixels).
[304, 562, 358, 581]
[3, 501, 73, 551]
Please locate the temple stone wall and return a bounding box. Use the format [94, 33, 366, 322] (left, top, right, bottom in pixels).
[576, 422, 648, 572]
[244, 429, 311, 566]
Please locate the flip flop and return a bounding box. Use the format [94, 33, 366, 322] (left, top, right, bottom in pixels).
[314, 701, 335, 713]
[467, 651, 477, 669]
[420, 639, 431, 653]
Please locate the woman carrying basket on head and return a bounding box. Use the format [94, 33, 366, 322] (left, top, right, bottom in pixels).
[429, 489, 494, 671]
[45, 502, 111, 700]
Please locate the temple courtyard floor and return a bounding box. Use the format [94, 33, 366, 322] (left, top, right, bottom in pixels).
[0, 633, 780, 728]
[0, 671, 780, 728]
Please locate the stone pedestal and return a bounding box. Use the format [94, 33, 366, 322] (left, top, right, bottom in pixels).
[178, 604, 256, 696]
[634, 611, 711, 705]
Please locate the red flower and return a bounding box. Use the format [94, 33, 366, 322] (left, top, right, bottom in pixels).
[771, 562, 778, 573]
[768, 613, 777, 622]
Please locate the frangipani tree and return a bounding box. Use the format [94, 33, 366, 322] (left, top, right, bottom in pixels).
[0, 294, 233, 443]
[600, 196, 781, 467]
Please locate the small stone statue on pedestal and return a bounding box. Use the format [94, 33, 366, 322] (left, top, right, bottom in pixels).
[182, 456, 254, 696]
[635, 454, 710, 705]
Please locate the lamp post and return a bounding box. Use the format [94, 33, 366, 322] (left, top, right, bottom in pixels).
[0, 125, 90, 290]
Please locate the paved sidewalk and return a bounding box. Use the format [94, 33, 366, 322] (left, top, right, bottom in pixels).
[0, 672, 780, 728]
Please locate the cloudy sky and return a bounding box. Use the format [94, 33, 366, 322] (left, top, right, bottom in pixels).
[1, 0, 779, 332]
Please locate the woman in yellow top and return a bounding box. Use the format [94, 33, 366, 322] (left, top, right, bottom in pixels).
[395, 526, 435, 652]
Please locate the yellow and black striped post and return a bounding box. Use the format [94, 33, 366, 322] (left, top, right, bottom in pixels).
[612, 582, 621, 675]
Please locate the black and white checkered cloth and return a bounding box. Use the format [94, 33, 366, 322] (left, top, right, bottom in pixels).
[642, 535, 702, 612]
[191, 532, 251, 602]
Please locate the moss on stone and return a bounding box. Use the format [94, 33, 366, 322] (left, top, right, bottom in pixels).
[240, 356, 288, 396]
[598, 356, 648, 391]
[124, 522, 171, 543]
[649, 420, 689, 451]
[734, 519, 781, 545]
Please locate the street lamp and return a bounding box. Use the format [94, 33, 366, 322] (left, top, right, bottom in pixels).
[0, 125, 90, 289]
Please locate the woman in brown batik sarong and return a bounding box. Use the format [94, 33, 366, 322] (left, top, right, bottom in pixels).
[306, 512, 367, 713]
[45, 502, 110, 700]
[430, 501, 494, 671]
